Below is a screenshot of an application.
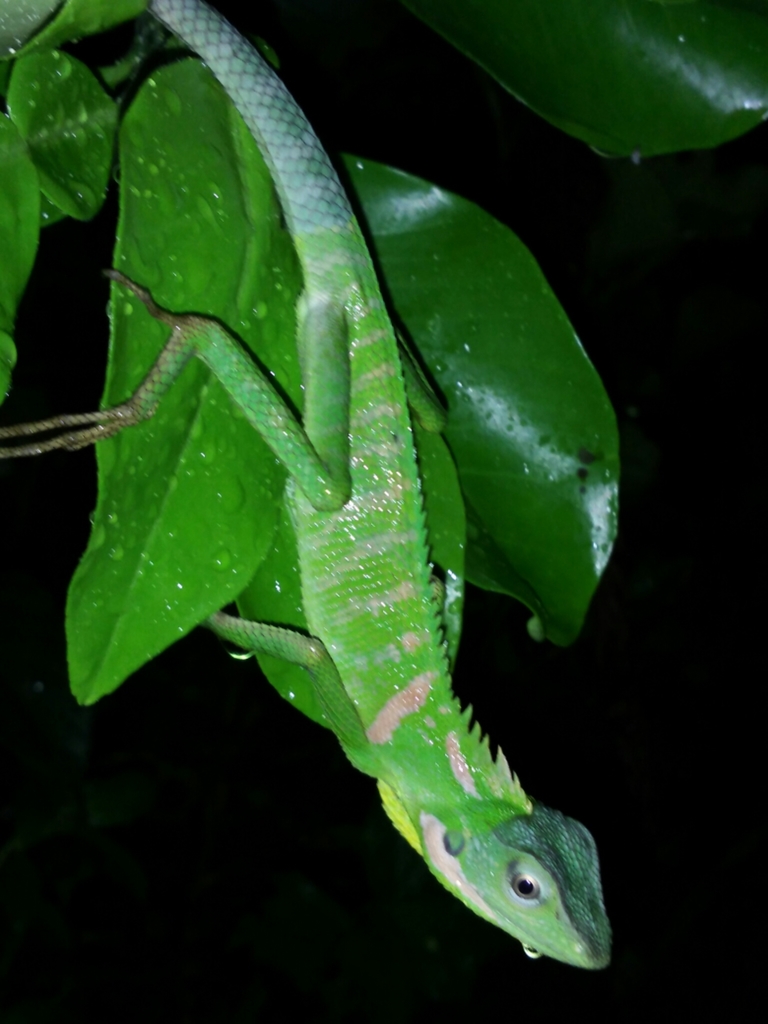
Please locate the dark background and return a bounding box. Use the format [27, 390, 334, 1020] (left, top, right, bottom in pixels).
[1, 0, 764, 1019]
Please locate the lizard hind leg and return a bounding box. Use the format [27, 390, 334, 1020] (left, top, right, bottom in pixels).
[206, 611, 378, 777]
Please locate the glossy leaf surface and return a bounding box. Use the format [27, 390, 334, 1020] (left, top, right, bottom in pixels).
[403, 0, 768, 155]
[347, 158, 618, 644]
[7, 50, 117, 220]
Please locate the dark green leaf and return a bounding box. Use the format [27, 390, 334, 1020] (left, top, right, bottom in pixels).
[347, 158, 618, 644]
[402, 0, 768, 155]
[7, 50, 117, 220]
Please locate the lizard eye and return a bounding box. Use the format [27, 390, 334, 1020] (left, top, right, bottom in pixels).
[442, 830, 465, 857]
[507, 869, 541, 901]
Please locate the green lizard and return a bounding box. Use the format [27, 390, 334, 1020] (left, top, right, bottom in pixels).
[0, 0, 610, 967]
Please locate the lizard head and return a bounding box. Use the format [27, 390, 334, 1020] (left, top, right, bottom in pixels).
[421, 801, 611, 968]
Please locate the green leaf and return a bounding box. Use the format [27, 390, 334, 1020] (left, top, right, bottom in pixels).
[6, 0, 146, 56]
[0, 332, 17, 402]
[7, 50, 117, 220]
[346, 158, 618, 644]
[0, 0, 59, 57]
[0, 115, 39, 404]
[66, 58, 302, 704]
[402, 0, 768, 155]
